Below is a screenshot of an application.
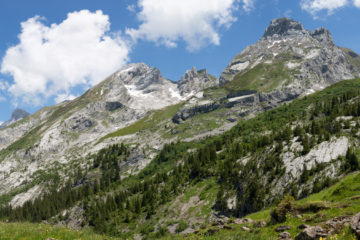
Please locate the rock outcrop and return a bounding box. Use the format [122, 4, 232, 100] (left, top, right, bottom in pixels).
[177, 67, 218, 96]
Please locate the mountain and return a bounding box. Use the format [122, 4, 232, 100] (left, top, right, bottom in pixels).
[0, 108, 30, 128]
[220, 18, 359, 93]
[1, 18, 360, 239]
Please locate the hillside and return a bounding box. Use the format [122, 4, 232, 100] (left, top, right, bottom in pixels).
[2, 171, 360, 239]
[1, 78, 360, 239]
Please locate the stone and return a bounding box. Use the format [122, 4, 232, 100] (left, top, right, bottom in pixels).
[222, 225, 233, 230]
[212, 219, 225, 226]
[254, 221, 267, 228]
[233, 218, 254, 225]
[241, 226, 250, 231]
[326, 216, 352, 230]
[298, 224, 310, 230]
[275, 225, 292, 232]
[278, 232, 292, 240]
[351, 213, 360, 239]
[206, 228, 219, 236]
[295, 226, 328, 240]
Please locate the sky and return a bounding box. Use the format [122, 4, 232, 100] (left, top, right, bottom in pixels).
[0, 0, 360, 122]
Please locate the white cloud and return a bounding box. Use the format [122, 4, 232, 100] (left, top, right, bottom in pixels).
[284, 9, 293, 17]
[126, 4, 137, 13]
[1, 10, 130, 106]
[243, 0, 255, 12]
[55, 93, 77, 104]
[354, 0, 360, 7]
[0, 81, 8, 91]
[126, 0, 246, 51]
[300, 0, 348, 16]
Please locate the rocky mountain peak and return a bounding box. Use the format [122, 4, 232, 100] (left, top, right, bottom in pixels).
[262, 18, 305, 39]
[0, 108, 30, 128]
[11, 108, 30, 121]
[116, 63, 162, 88]
[220, 17, 358, 90]
[177, 67, 219, 96]
[310, 27, 334, 46]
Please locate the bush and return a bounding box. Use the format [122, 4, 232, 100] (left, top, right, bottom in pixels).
[270, 195, 295, 223]
[175, 220, 189, 233]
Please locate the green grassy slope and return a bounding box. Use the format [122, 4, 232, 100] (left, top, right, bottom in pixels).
[0, 222, 118, 240]
[182, 172, 360, 240]
[224, 53, 300, 92]
[2, 172, 360, 240]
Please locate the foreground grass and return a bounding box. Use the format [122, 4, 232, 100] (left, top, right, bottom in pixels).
[178, 172, 360, 240]
[0, 222, 117, 240]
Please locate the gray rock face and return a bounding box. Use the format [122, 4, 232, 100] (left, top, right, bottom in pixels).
[172, 102, 221, 124]
[177, 67, 219, 96]
[351, 213, 360, 238]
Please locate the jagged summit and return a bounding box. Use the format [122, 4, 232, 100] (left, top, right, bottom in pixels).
[262, 18, 305, 39]
[261, 18, 334, 46]
[0, 108, 30, 128]
[11, 108, 30, 121]
[220, 17, 358, 89]
[177, 67, 219, 96]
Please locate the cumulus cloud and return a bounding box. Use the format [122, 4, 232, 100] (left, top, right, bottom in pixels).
[354, 0, 360, 7]
[126, 0, 248, 51]
[1, 10, 130, 106]
[300, 0, 348, 16]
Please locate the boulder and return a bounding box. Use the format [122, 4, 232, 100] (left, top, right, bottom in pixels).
[298, 224, 310, 230]
[254, 221, 267, 228]
[326, 216, 352, 230]
[295, 226, 328, 240]
[241, 226, 250, 231]
[275, 225, 292, 232]
[351, 213, 360, 239]
[278, 232, 292, 240]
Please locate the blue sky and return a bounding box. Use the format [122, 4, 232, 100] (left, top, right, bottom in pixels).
[0, 0, 360, 122]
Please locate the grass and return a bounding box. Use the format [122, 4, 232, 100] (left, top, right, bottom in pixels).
[178, 172, 360, 240]
[225, 56, 291, 93]
[98, 103, 183, 142]
[341, 47, 360, 72]
[0, 222, 118, 240]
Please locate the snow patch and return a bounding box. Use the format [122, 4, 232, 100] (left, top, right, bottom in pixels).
[169, 87, 185, 100]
